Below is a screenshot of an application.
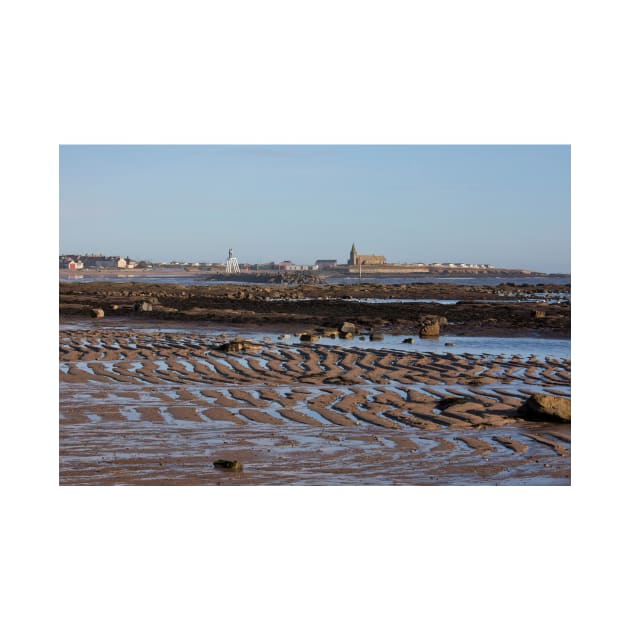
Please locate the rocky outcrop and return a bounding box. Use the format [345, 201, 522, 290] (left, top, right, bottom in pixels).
[518, 394, 571, 422]
[59, 279, 570, 337]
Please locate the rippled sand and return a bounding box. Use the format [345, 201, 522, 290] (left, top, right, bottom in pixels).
[59, 327, 571, 485]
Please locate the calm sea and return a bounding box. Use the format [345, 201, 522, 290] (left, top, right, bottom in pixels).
[328, 275, 571, 286]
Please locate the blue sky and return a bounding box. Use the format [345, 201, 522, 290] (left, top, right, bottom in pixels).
[59, 145, 570, 272]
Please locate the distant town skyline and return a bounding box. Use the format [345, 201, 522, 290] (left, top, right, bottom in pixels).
[59, 145, 571, 273]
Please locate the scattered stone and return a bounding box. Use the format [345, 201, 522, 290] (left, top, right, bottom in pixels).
[216, 339, 262, 353]
[321, 328, 339, 338]
[444, 342, 456, 347]
[300, 333, 320, 342]
[370, 332, 385, 341]
[213, 459, 243, 472]
[134, 301, 153, 312]
[340, 322, 357, 334]
[419, 317, 440, 337]
[339, 331, 354, 339]
[110, 304, 119, 311]
[90, 308, 105, 318]
[518, 394, 571, 422]
[402, 337, 414, 344]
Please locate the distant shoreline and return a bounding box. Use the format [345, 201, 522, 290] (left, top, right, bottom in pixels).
[60, 267, 570, 280]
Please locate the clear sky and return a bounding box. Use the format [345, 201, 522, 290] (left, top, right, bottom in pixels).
[59, 145, 570, 273]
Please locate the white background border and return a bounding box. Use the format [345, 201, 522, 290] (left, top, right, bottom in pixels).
[3, 1, 627, 628]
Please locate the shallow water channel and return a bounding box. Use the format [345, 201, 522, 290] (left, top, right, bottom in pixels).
[61, 320, 570, 360]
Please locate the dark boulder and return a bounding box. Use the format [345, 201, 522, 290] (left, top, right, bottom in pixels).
[518, 394, 571, 422]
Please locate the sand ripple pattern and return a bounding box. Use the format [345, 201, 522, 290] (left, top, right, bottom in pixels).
[60, 329, 571, 485]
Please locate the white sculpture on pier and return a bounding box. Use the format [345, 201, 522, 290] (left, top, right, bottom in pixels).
[225, 248, 240, 273]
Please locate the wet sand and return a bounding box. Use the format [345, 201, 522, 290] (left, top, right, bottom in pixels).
[60, 326, 571, 485]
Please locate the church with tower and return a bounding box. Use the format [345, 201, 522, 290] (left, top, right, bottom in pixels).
[347, 243, 387, 266]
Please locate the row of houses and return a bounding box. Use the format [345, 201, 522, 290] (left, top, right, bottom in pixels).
[428, 263, 495, 269]
[59, 255, 138, 270]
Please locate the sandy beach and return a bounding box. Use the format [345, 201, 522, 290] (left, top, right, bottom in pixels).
[59, 323, 570, 485]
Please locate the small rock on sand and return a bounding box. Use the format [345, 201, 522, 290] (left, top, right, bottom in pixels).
[213, 459, 243, 472]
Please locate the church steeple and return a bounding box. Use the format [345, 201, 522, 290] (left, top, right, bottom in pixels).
[348, 243, 358, 265]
